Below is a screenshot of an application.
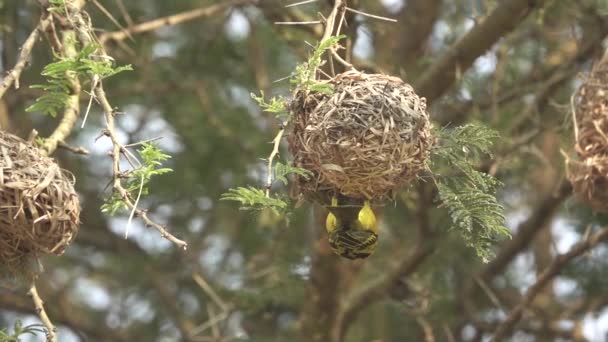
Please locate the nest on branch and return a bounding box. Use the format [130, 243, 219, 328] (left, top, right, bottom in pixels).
[0, 131, 80, 277]
[288, 70, 434, 201]
[567, 57, 608, 212]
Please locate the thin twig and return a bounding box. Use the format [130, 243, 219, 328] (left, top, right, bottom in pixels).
[125, 173, 145, 239]
[58, 141, 90, 155]
[265, 128, 285, 197]
[99, 0, 254, 44]
[474, 275, 506, 312]
[91, 0, 133, 42]
[192, 273, 229, 312]
[81, 75, 99, 128]
[275, 21, 322, 25]
[66, 2, 188, 249]
[124, 137, 163, 147]
[285, 0, 318, 8]
[318, 0, 354, 71]
[442, 324, 456, 342]
[115, 0, 134, 26]
[0, 16, 52, 99]
[190, 273, 231, 338]
[345, 7, 397, 22]
[28, 283, 57, 342]
[416, 317, 435, 342]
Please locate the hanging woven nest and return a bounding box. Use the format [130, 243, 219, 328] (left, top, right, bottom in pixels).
[0, 131, 80, 277]
[567, 56, 608, 212]
[288, 70, 434, 201]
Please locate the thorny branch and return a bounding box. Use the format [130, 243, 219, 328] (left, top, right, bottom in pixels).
[27, 283, 56, 342]
[263, 0, 349, 198]
[62, 0, 188, 249]
[19, 2, 86, 339]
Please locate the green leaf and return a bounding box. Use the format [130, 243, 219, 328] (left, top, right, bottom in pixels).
[432, 123, 509, 262]
[27, 43, 132, 117]
[101, 143, 172, 216]
[221, 186, 288, 214]
[273, 162, 312, 185]
[290, 35, 345, 91]
[251, 92, 290, 120]
[0, 320, 46, 342]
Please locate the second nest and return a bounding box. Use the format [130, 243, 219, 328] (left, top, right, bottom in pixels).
[288, 70, 434, 200]
[567, 57, 608, 211]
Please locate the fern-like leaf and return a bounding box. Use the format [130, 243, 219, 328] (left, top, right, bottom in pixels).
[432, 123, 509, 262]
[273, 162, 312, 185]
[221, 186, 288, 214]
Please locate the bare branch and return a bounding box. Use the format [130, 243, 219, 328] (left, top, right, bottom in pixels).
[28, 282, 57, 342]
[0, 16, 52, 99]
[275, 20, 322, 25]
[415, 0, 548, 104]
[99, 0, 255, 44]
[345, 7, 397, 23]
[265, 128, 285, 197]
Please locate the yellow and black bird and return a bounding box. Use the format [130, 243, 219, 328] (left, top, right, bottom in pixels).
[325, 196, 378, 259]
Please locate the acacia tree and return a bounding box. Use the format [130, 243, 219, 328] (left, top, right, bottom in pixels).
[1, 0, 608, 341]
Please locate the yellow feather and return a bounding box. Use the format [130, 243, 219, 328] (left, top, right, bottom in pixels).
[325, 196, 339, 233]
[326, 212, 337, 233]
[357, 201, 377, 233]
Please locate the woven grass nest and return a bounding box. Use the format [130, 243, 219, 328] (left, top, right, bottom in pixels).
[0, 131, 80, 276]
[288, 70, 434, 201]
[567, 57, 608, 212]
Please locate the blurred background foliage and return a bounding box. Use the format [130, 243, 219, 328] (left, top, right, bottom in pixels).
[2, 0, 608, 341]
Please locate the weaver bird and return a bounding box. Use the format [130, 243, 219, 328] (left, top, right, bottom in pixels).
[325, 196, 378, 259]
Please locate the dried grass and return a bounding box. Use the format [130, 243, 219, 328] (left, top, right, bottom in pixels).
[0, 131, 80, 277]
[567, 58, 608, 211]
[288, 70, 433, 201]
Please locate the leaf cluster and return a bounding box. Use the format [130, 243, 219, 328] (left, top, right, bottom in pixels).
[431, 124, 509, 262]
[251, 91, 290, 120]
[221, 162, 311, 215]
[0, 321, 45, 342]
[290, 35, 345, 94]
[26, 44, 132, 117]
[101, 143, 173, 215]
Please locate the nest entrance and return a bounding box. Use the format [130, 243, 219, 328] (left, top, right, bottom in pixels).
[567, 58, 608, 211]
[288, 70, 433, 201]
[0, 131, 80, 277]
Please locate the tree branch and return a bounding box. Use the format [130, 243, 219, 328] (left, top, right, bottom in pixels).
[479, 180, 572, 283]
[99, 0, 255, 44]
[27, 283, 56, 342]
[65, 1, 188, 249]
[415, 0, 548, 104]
[0, 16, 52, 99]
[492, 227, 608, 340]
